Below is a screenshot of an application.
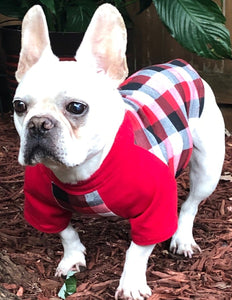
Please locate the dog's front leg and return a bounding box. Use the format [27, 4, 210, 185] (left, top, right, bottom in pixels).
[115, 241, 155, 300]
[55, 224, 86, 277]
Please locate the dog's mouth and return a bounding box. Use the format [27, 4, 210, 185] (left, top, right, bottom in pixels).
[24, 144, 61, 165]
[21, 117, 81, 168]
[22, 116, 69, 166]
[23, 134, 65, 167]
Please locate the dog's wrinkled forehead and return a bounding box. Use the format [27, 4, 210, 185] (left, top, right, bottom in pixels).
[14, 55, 122, 135]
[15, 59, 103, 101]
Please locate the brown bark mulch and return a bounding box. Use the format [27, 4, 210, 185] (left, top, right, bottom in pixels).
[0, 113, 232, 300]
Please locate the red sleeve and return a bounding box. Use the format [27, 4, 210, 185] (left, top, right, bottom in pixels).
[129, 160, 178, 246]
[24, 164, 72, 233]
[98, 141, 178, 246]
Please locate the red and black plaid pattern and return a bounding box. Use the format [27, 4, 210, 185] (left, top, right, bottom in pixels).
[52, 183, 116, 216]
[119, 59, 204, 177]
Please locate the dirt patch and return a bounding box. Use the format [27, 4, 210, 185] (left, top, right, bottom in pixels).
[0, 113, 232, 300]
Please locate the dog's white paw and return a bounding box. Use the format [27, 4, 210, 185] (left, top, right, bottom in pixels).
[115, 273, 151, 300]
[55, 247, 86, 277]
[170, 232, 201, 258]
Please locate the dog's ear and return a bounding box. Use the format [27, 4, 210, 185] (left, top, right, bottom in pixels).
[16, 5, 56, 82]
[75, 4, 128, 86]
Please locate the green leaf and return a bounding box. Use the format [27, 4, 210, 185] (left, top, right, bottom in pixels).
[64, 275, 77, 297]
[153, 0, 232, 59]
[39, 0, 56, 15]
[65, 1, 98, 32]
[58, 271, 77, 299]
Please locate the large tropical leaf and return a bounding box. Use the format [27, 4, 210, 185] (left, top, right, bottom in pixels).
[153, 0, 232, 59]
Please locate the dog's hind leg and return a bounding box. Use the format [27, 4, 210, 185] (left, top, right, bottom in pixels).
[170, 79, 225, 257]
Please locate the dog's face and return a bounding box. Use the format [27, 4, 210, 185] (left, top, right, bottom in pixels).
[13, 5, 128, 171]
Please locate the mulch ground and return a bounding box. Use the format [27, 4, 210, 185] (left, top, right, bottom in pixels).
[0, 113, 232, 300]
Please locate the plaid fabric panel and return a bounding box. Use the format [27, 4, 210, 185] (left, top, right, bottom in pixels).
[52, 183, 116, 216]
[119, 59, 204, 177]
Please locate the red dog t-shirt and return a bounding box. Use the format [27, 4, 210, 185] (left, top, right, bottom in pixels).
[24, 115, 178, 246]
[23, 59, 204, 246]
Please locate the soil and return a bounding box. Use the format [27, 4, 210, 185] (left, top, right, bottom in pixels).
[0, 113, 232, 300]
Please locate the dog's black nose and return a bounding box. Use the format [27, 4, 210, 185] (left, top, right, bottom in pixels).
[28, 116, 55, 136]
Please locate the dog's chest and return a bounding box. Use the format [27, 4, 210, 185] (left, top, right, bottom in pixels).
[119, 59, 204, 177]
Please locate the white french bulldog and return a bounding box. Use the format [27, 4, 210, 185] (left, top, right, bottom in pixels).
[13, 4, 225, 300]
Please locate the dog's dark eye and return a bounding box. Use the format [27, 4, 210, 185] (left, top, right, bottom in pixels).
[13, 100, 27, 114]
[66, 102, 87, 115]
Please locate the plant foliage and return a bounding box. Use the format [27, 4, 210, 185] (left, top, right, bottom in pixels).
[153, 0, 232, 59]
[64, 274, 77, 298]
[0, 0, 231, 59]
[138, 0, 231, 59]
[0, 0, 132, 32]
